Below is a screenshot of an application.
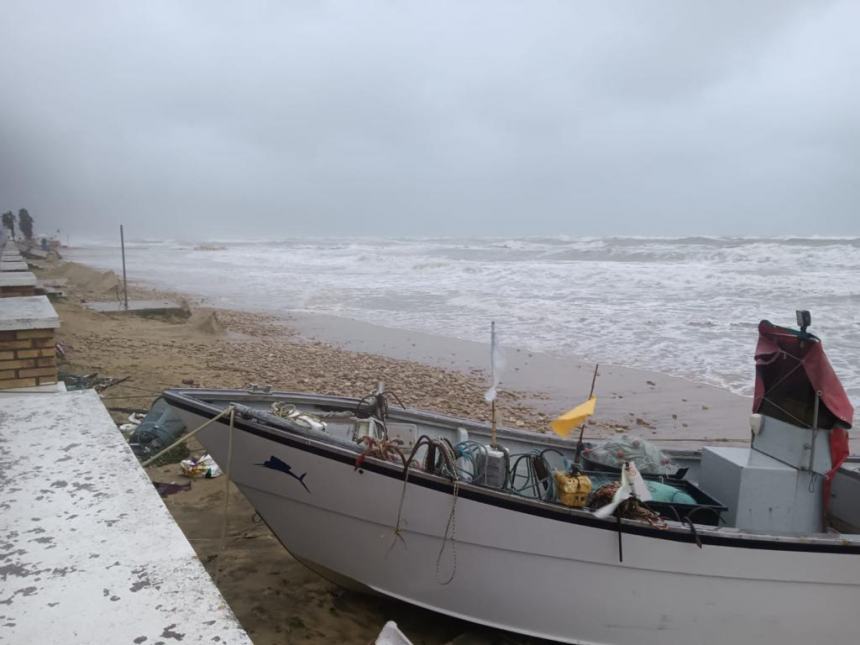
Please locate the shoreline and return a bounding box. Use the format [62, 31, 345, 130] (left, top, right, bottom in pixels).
[40, 259, 548, 429]
[54, 251, 756, 444]
[46, 253, 754, 445]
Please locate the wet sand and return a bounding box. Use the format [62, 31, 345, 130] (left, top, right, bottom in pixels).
[37, 256, 753, 643]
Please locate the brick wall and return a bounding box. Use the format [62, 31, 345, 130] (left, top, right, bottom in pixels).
[0, 329, 57, 389]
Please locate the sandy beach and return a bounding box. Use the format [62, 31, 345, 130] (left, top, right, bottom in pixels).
[38, 255, 755, 644]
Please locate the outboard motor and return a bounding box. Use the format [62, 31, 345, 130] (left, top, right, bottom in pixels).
[355, 382, 390, 420]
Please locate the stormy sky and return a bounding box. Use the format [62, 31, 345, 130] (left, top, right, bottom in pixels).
[1, 1, 858, 239]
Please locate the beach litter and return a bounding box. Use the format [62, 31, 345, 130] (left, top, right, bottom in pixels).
[119, 412, 145, 439]
[128, 398, 187, 459]
[60, 369, 128, 392]
[180, 454, 222, 478]
[375, 621, 413, 645]
[154, 481, 193, 498]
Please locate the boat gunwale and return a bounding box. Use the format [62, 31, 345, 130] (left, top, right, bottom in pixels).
[162, 387, 860, 555]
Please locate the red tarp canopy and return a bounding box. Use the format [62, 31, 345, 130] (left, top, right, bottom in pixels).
[753, 320, 853, 495]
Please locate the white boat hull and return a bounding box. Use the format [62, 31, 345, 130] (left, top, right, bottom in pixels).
[170, 405, 860, 645]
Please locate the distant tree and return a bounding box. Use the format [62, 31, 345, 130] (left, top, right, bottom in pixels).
[1, 211, 15, 238]
[18, 208, 34, 240]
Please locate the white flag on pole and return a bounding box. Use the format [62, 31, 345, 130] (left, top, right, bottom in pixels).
[484, 321, 505, 403]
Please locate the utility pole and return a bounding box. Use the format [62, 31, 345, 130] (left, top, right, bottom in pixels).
[120, 225, 129, 311]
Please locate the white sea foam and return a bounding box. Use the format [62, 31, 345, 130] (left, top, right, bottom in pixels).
[66, 236, 860, 405]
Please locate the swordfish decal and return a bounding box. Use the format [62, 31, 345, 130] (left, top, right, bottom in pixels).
[257, 456, 310, 493]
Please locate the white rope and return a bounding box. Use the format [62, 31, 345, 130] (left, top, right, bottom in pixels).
[216, 407, 236, 583]
[140, 404, 234, 467]
[435, 478, 459, 585]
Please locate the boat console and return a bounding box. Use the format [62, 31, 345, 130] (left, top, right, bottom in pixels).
[700, 439, 825, 533]
[698, 312, 852, 534]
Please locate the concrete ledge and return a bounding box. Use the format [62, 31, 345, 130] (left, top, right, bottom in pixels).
[0, 389, 251, 644]
[0, 271, 38, 298]
[36, 278, 67, 298]
[1, 246, 23, 258]
[0, 272, 38, 287]
[20, 247, 49, 260]
[0, 295, 59, 331]
[0, 260, 29, 272]
[84, 299, 187, 316]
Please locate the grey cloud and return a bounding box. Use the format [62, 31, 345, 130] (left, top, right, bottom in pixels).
[0, 0, 857, 239]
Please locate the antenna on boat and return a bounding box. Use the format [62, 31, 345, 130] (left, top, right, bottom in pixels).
[796, 309, 812, 337]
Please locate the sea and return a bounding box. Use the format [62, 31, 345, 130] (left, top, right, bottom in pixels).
[66, 236, 860, 405]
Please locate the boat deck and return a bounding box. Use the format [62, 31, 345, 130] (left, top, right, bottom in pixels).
[0, 389, 251, 644]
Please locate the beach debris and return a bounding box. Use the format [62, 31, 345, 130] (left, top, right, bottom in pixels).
[375, 620, 413, 645]
[153, 481, 192, 498]
[98, 375, 130, 392]
[60, 370, 126, 392]
[180, 454, 222, 478]
[128, 398, 187, 459]
[119, 412, 145, 439]
[84, 298, 190, 318]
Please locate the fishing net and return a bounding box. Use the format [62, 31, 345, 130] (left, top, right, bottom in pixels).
[128, 398, 186, 459]
[582, 436, 676, 475]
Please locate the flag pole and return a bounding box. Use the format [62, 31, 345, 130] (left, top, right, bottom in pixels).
[491, 399, 497, 448]
[574, 363, 599, 464]
[490, 321, 497, 448]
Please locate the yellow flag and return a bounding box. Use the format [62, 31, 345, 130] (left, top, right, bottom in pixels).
[550, 397, 597, 437]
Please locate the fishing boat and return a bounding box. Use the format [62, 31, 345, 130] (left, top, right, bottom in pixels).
[162, 313, 859, 645]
